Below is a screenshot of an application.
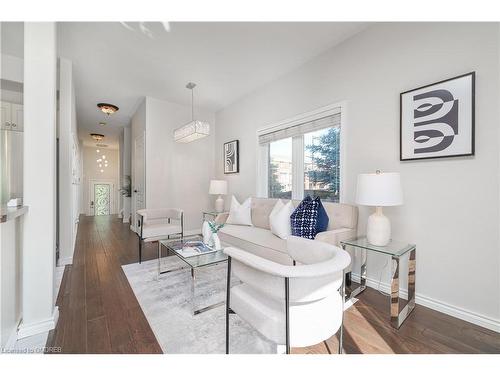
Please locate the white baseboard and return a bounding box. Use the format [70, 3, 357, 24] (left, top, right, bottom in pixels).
[351, 273, 500, 333]
[3, 320, 21, 350]
[58, 256, 73, 266]
[17, 307, 59, 340]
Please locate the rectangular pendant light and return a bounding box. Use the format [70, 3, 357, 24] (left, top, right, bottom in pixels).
[174, 82, 210, 143]
[174, 120, 210, 143]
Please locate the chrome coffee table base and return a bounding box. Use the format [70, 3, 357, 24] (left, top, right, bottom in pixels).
[341, 238, 417, 329]
[158, 239, 228, 316]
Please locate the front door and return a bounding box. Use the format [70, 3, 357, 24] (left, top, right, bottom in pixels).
[90, 180, 114, 216]
[94, 183, 111, 215]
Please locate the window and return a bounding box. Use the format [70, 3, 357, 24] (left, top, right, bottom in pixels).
[268, 137, 292, 199]
[258, 106, 342, 202]
[304, 127, 340, 202]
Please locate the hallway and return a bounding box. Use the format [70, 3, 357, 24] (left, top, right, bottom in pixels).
[47, 215, 161, 353]
[47, 215, 500, 354]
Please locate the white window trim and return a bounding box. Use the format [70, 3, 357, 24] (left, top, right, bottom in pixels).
[256, 101, 347, 202]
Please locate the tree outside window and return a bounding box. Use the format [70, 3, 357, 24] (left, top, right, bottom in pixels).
[304, 127, 340, 202]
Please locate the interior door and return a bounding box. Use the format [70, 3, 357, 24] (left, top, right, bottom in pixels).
[133, 133, 145, 232]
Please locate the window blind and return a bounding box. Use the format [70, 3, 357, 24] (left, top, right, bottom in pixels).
[258, 113, 341, 145]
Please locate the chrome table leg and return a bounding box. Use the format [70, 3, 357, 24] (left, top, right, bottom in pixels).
[342, 243, 366, 301]
[157, 241, 161, 280]
[339, 271, 345, 354]
[191, 267, 196, 315]
[390, 247, 416, 328]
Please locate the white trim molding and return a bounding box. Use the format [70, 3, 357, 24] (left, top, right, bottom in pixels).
[17, 307, 59, 340]
[58, 256, 73, 266]
[351, 273, 500, 333]
[3, 320, 21, 350]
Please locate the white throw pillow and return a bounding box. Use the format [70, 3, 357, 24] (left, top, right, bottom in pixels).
[226, 196, 253, 226]
[269, 200, 294, 239]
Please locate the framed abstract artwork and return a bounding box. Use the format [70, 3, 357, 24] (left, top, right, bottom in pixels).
[224, 140, 239, 174]
[400, 72, 475, 161]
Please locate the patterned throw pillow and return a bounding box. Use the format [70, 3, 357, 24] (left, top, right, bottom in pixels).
[315, 198, 329, 234]
[290, 196, 320, 240]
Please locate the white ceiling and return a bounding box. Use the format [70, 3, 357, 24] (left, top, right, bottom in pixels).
[56, 22, 367, 147]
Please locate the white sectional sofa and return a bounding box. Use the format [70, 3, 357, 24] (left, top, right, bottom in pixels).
[216, 197, 358, 270]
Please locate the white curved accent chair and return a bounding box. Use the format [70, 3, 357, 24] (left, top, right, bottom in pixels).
[136, 208, 184, 263]
[224, 236, 351, 354]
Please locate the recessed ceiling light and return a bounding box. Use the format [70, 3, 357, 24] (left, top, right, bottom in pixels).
[100, 169, 104, 173]
[97, 103, 119, 115]
[102, 155, 106, 159]
[96, 149, 100, 153]
[99, 122, 107, 126]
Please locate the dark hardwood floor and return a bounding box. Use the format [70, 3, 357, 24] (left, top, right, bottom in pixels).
[47, 215, 500, 354]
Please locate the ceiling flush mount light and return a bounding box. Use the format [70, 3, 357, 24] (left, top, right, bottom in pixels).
[99, 122, 107, 126]
[97, 103, 119, 116]
[91, 133, 105, 142]
[174, 82, 210, 143]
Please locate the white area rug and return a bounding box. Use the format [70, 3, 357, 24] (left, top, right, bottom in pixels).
[122, 257, 276, 354]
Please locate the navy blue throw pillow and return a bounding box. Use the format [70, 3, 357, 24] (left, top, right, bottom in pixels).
[315, 197, 329, 234]
[290, 196, 319, 240]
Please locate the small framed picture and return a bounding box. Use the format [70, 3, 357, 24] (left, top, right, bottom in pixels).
[224, 140, 239, 174]
[400, 72, 475, 161]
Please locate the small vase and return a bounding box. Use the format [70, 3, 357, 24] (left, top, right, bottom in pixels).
[212, 233, 221, 250]
[202, 221, 212, 245]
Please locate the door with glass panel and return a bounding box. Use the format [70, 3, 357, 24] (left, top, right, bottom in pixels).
[90, 181, 114, 216]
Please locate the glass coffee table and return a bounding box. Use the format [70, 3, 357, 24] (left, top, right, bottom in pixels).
[158, 234, 228, 315]
[340, 237, 416, 329]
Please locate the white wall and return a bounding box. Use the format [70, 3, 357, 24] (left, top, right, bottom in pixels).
[130, 96, 215, 233]
[121, 127, 131, 223]
[19, 22, 58, 339]
[130, 99, 146, 230]
[146, 96, 215, 232]
[57, 57, 80, 265]
[214, 23, 500, 330]
[82, 146, 120, 215]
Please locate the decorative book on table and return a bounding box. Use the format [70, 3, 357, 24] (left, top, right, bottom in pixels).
[175, 241, 217, 258]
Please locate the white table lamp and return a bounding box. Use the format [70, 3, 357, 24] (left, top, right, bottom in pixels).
[356, 171, 403, 246]
[209, 180, 228, 213]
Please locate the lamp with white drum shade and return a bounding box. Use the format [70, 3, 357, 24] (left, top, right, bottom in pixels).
[356, 171, 403, 246]
[209, 180, 228, 213]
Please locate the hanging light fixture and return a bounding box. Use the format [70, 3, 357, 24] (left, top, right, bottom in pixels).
[97, 103, 119, 115]
[90, 133, 105, 142]
[174, 82, 210, 143]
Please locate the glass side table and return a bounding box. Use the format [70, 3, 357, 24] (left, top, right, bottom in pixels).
[202, 210, 226, 222]
[340, 237, 416, 329]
